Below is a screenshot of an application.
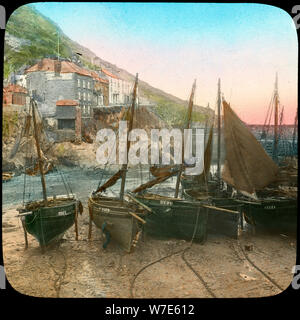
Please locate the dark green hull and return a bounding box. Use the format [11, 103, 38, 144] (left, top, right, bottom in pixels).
[181, 178, 218, 192]
[236, 198, 297, 234]
[88, 195, 146, 252]
[135, 194, 208, 243]
[22, 199, 77, 247]
[183, 189, 243, 239]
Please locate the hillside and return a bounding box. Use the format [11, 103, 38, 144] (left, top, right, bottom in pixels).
[4, 4, 213, 126]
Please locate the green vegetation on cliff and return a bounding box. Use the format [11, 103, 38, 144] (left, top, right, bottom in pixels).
[4, 5, 93, 78]
[4, 4, 210, 126]
[142, 88, 207, 127]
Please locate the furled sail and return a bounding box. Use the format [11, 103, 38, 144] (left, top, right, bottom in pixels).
[150, 165, 176, 178]
[180, 121, 214, 184]
[196, 123, 214, 183]
[132, 169, 179, 193]
[222, 100, 279, 195]
[94, 169, 123, 193]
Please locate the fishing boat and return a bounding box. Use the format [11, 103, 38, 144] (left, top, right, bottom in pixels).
[221, 95, 297, 234]
[16, 98, 82, 250]
[88, 74, 148, 252]
[259, 74, 298, 162]
[131, 80, 209, 243]
[183, 79, 244, 239]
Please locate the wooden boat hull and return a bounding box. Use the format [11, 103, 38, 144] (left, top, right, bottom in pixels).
[236, 198, 297, 234]
[181, 178, 217, 192]
[19, 198, 78, 247]
[184, 189, 243, 239]
[88, 195, 146, 252]
[135, 194, 208, 243]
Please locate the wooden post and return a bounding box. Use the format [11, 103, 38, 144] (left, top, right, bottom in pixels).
[74, 209, 78, 241]
[21, 218, 28, 249]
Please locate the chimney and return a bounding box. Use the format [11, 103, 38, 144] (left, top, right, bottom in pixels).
[37, 59, 43, 70]
[54, 60, 62, 76]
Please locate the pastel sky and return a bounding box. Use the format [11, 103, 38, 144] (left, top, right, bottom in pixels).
[29, 2, 297, 124]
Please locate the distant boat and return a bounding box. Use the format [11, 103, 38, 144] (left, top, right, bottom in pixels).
[259, 73, 298, 161]
[2, 172, 15, 182]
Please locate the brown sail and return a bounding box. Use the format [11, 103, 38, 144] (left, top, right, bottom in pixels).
[222, 100, 279, 194]
[150, 165, 175, 178]
[196, 123, 214, 183]
[94, 169, 123, 193]
[132, 169, 179, 193]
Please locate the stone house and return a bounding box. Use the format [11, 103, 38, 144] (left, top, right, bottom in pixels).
[25, 58, 107, 119]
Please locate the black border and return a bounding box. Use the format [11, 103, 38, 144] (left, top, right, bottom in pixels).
[1, 0, 299, 316]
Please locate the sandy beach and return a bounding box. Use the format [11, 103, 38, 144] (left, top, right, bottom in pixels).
[2, 205, 296, 298]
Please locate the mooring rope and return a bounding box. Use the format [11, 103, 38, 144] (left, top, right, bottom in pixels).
[130, 207, 215, 298]
[236, 239, 284, 291]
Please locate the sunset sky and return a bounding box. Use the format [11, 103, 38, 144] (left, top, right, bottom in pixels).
[31, 2, 297, 124]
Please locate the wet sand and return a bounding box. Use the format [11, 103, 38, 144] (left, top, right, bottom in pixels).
[2, 205, 296, 298]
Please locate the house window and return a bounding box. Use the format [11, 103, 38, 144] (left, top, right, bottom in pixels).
[77, 79, 80, 87]
[87, 81, 90, 89]
[83, 92, 86, 101]
[78, 91, 81, 100]
[83, 80, 85, 88]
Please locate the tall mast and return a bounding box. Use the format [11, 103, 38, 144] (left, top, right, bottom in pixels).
[274, 73, 279, 159]
[119, 73, 138, 201]
[292, 109, 298, 155]
[204, 103, 210, 143]
[174, 79, 196, 198]
[217, 78, 221, 188]
[31, 99, 47, 203]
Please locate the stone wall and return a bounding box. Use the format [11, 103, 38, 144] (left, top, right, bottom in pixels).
[27, 72, 77, 117]
[47, 129, 76, 143]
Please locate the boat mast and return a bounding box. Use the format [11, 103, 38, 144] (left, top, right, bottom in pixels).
[217, 78, 221, 188]
[119, 73, 138, 201]
[174, 79, 196, 198]
[31, 99, 47, 203]
[292, 109, 298, 156]
[274, 73, 279, 159]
